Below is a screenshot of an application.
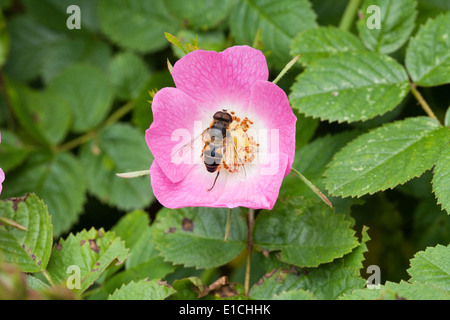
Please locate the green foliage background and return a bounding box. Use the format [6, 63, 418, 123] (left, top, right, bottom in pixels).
[0, 0, 449, 300]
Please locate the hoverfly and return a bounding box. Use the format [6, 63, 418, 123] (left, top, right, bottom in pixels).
[171, 109, 247, 191]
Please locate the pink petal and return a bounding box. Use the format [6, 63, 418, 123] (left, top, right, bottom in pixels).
[150, 153, 289, 210]
[0, 168, 4, 195]
[146, 87, 204, 183]
[172, 45, 269, 113]
[247, 81, 297, 176]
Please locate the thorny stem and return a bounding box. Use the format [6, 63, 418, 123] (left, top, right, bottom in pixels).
[57, 100, 135, 152]
[338, 0, 362, 31]
[272, 55, 301, 85]
[244, 208, 255, 297]
[224, 208, 232, 241]
[410, 82, 441, 125]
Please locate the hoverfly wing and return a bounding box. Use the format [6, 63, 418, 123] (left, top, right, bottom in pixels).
[224, 131, 247, 180]
[171, 128, 208, 164]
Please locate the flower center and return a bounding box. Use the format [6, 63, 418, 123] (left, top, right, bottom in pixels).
[223, 111, 259, 174]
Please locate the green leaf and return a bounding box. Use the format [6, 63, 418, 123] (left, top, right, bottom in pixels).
[2, 152, 86, 236]
[108, 279, 175, 300]
[109, 52, 150, 101]
[46, 228, 129, 295]
[254, 197, 359, 267]
[342, 281, 450, 300]
[357, 0, 417, 54]
[132, 71, 174, 132]
[42, 35, 112, 84]
[405, 12, 450, 86]
[4, 15, 63, 81]
[250, 265, 365, 300]
[289, 52, 410, 123]
[165, 0, 235, 30]
[407, 244, 450, 290]
[272, 289, 316, 300]
[0, 194, 52, 272]
[324, 117, 450, 197]
[432, 142, 450, 213]
[79, 123, 154, 210]
[7, 82, 72, 146]
[170, 277, 205, 300]
[229, 0, 317, 68]
[153, 207, 247, 269]
[47, 64, 114, 133]
[291, 26, 366, 66]
[98, 0, 177, 53]
[251, 227, 369, 300]
[0, 130, 29, 172]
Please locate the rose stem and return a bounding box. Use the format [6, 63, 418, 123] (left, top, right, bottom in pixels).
[244, 208, 255, 297]
[410, 82, 441, 125]
[224, 208, 233, 242]
[338, 0, 362, 31]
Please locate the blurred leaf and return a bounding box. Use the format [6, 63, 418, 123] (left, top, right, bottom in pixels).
[412, 199, 450, 250]
[289, 52, 409, 123]
[433, 144, 450, 213]
[7, 81, 72, 145]
[324, 117, 450, 197]
[408, 244, 450, 290]
[357, 0, 417, 54]
[405, 12, 450, 86]
[0, 130, 29, 172]
[153, 207, 247, 269]
[47, 227, 129, 295]
[79, 123, 154, 210]
[47, 64, 113, 133]
[2, 152, 86, 236]
[22, 0, 100, 32]
[109, 52, 150, 101]
[108, 278, 175, 300]
[98, 0, 177, 53]
[311, 0, 348, 26]
[4, 15, 63, 81]
[165, 0, 235, 30]
[294, 112, 319, 149]
[254, 197, 359, 267]
[291, 26, 366, 66]
[132, 71, 174, 132]
[42, 35, 112, 83]
[229, 0, 317, 68]
[0, 11, 10, 67]
[0, 194, 52, 272]
[112, 210, 174, 272]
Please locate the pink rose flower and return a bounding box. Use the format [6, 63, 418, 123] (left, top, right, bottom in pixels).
[146, 46, 296, 210]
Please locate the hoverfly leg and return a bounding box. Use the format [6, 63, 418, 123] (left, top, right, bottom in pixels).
[206, 166, 221, 192]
